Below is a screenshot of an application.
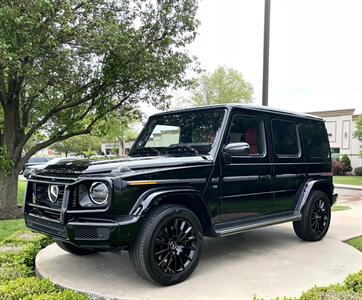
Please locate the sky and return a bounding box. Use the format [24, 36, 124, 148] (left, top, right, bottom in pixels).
[143, 0, 362, 117]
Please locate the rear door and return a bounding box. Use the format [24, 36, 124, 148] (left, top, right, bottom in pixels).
[220, 111, 272, 221]
[270, 118, 306, 213]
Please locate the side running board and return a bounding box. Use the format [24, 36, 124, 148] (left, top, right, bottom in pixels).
[215, 212, 302, 237]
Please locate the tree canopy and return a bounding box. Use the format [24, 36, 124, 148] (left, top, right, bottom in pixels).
[190, 66, 253, 106]
[0, 0, 199, 218]
[353, 115, 362, 157]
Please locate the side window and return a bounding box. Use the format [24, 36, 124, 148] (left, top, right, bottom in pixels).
[226, 114, 266, 156]
[303, 122, 330, 161]
[272, 119, 300, 157]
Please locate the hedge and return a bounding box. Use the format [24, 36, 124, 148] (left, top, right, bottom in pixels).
[0, 229, 89, 299]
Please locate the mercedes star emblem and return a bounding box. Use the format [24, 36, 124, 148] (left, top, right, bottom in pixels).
[48, 185, 59, 203]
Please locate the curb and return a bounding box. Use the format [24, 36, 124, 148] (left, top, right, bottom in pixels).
[334, 184, 362, 191]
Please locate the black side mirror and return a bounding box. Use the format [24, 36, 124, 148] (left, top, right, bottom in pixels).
[223, 142, 250, 157]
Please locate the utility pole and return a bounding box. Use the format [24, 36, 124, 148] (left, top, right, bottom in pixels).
[262, 0, 271, 106]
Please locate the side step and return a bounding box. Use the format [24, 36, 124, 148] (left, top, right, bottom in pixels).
[215, 212, 302, 237]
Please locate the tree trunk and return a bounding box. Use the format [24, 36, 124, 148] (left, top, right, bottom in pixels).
[0, 170, 20, 220]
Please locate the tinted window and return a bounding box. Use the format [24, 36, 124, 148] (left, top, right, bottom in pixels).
[227, 115, 265, 156]
[272, 119, 300, 156]
[303, 122, 330, 160]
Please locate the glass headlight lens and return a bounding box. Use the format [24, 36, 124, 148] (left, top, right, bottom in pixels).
[89, 182, 109, 205]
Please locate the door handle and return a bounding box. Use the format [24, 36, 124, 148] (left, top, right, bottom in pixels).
[259, 175, 271, 180]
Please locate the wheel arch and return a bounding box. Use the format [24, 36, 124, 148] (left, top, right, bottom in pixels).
[295, 179, 334, 212]
[130, 188, 215, 237]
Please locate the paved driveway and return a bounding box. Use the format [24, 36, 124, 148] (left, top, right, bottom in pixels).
[36, 189, 362, 300]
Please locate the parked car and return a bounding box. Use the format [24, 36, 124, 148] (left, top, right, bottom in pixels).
[23, 157, 75, 178]
[21, 156, 51, 174]
[24, 105, 337, 286]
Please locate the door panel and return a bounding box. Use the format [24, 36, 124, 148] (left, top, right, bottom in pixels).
[220, 112, 272, 222]
[270, 118, 306, 213]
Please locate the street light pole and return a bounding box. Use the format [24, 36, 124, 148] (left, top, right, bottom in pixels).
[262, 0, 271, 106]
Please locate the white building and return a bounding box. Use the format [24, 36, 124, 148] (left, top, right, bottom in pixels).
[308, 109, 361, 170]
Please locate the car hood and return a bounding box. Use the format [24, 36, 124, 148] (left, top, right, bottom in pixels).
[39, 156, 213, 178]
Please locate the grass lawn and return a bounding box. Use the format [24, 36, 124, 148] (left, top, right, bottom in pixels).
[346, 236, 362, 252]
[332, 205, 351, 212]
[17, 180, 27, 206]
[333, 176, 362, 186]
[0, 219, 25, 241]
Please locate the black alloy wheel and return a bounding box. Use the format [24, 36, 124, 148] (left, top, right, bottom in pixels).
[293, 190, 331, 241]
[129, 205, 203, 286]
[153, 217, 197, 274]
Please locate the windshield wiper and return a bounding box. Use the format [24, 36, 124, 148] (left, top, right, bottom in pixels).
[131, 147, 160, 157]
[165, 144, 199, 156]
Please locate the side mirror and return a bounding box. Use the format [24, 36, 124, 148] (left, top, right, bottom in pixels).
[223, 142, 250, 157]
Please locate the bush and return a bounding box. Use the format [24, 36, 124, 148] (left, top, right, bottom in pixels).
[0, 277, 57, 300]
[0, 262, 32, 284]
[340, 154, 352, 174]
[27, 290, 89, 300]
[345, 270, 362, 293]
[354, 167, 362, 176]
[333, 160, 344, 175]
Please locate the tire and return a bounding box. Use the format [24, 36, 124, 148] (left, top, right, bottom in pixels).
[293, 190, 331, 241]
[129, 205, 203, 286]
[55, 240, 97, 256]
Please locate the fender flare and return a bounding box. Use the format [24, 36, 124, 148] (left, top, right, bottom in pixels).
[130, 187, 212, 220]
[294, 179, 331, 212]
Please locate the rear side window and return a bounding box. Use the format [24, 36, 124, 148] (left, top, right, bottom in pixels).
[303, 122, 330, 161]
[272, 119, 300, 157]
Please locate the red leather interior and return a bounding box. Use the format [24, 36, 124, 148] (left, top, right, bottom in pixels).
[245, 128, 258, 154]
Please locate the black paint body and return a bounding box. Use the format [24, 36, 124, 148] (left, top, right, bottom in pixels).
[24, 105, 336, 249]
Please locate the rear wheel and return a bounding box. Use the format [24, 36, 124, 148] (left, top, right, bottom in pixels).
[129, 205, 203, 286]
[55, 240, 97, 256]
[293, 190, 331, 241]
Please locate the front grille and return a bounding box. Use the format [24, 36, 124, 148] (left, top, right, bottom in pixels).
[33, 182, 65, 208]
[26, 214, 67, 238]
[74, 226, 110, 240]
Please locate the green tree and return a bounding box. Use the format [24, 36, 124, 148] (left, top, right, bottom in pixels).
[0, 0, 199, 218]
[190, 66, 253, 106]
[52, 135, 101, 157]
[353, 115, 362, 157]
[340, 154, 352, 174]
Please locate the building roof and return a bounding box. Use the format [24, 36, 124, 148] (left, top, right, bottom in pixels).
[153, 104, 323, 121]
[307, 108, 355, 118]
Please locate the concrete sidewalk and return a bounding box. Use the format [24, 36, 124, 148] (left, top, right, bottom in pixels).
[36, 194, 362, 300]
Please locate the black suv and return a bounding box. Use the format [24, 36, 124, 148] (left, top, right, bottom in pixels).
[24, 105, 337, 285]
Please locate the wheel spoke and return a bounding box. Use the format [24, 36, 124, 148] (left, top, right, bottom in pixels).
[155, 248, 169, 256]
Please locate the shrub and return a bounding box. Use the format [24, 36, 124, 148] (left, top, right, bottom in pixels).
[333, 160, 344, 175]
[345, 270, 362, 293]
[0, 262, 32, 284]
[354, 167, 362, 176]
[340, 154, 352, 174]
[0, 277, 57, 300]
[27, 290, 89, 300]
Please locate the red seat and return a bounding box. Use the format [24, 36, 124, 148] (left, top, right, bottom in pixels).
[245, 128, 258, 154]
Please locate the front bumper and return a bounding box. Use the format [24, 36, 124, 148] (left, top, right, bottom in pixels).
[25, 213, 140, 249]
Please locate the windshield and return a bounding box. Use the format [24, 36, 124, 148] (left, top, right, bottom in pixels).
[131, 109, 225, 157]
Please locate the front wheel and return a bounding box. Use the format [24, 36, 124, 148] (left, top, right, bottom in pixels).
[129, 205, 203, 286]
[55, 240, 97, 256]
[293, 190, 331, 241]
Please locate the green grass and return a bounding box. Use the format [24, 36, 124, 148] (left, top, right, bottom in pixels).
[0, 219, 25, 241]
[332, 205, 351, 212]
[333, 176, 362, 186]
[17, 180, 26, 206]
[346, 236, 362, 252]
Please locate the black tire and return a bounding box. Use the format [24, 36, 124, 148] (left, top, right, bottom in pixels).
[129, 205, 203, 286]
[293, 190, 331, 241]
[55, 240, 97, 256]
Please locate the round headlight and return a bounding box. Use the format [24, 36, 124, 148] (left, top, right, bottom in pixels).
[89, 182, 109, 205]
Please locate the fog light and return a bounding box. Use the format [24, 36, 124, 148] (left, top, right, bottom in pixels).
[89, 182, 109, 205]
